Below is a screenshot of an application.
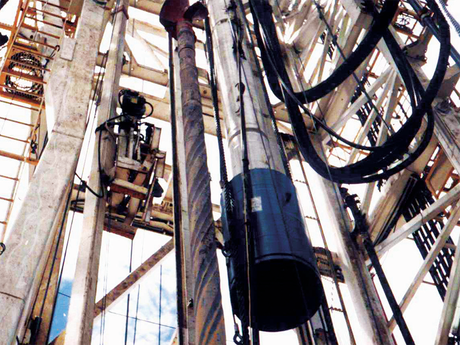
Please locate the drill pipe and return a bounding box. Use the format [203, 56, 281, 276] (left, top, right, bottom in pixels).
[176, 20, 226, 345]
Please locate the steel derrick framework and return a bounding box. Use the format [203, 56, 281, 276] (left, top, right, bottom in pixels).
[0, 0, 460, 344]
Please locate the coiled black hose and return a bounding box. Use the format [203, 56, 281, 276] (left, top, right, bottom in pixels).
[250, 0, 450, 183]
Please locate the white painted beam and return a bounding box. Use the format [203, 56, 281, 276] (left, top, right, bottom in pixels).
[346, 69, 394, 165]
[50, 240, 173, 345]
[0, 1, 105, 343]
[309, 137, 394, 345]
[64, 1, 128, 344]
[93, 239, 173, 319]
[388, 202, 460, 331]
[436, 216, 460, 344]
[361, 72, 399, 215]
[322, 67, 393, 140]
[374, 182, 460, 257]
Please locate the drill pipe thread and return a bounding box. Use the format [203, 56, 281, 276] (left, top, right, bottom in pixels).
[177, 20, 226, 345]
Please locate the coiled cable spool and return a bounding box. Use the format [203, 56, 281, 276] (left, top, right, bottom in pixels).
[4, 51, 44, 101]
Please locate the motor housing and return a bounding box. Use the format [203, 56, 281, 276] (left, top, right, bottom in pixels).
[120, 89, 147, 118]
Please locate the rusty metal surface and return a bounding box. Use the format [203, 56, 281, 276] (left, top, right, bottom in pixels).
[159, 0, 189, 36]
[176, 19, 226, 345]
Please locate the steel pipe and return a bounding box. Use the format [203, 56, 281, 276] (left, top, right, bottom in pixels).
[176, 18, 226, 345]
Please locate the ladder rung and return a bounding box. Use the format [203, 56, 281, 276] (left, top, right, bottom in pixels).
[24, 15, 64, 29]
[28, 7, 66, 20]
[0, 133, 30, 144]
[21, 23, 61, 40]
[0, 22, 13, 31]
[0, 90, 43, 109]
[5, 58, 51, 72]
[33, 0, 69, 11]
[0, 148, 39, 165]
[0, 97, 40, 111]
[0, 197, 14, 203]
[12, 45, 55, 59]
[0, 85, 44, 98]
[0, 117, 33, 127]
[0, 174, 20, 181]
[16, 36, 59, 50]
[3, 69, 46, 85]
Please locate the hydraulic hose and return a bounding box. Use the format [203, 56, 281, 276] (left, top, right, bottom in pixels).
[255, 0, 399, 103]
[250, 0, 450, 183]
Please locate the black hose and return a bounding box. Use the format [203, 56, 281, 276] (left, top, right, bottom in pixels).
[255, 0, 399, 103]
[143, 101, 154, 117]
[250, 0, 450, 183]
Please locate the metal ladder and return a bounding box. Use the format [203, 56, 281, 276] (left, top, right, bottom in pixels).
[401, 177, 455, 299]
[0, 0, 74, 238]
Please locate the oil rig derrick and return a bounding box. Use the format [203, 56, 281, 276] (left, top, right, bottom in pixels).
[0, 0, 460, 344]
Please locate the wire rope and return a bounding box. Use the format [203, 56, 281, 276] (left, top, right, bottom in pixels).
[99, 202, 113, 345]
[294, 147, 356, 345]
[235, 17, 258, 344]
[212, 1, 255, 342]
[22, 182, 73, 344]
[133, 231, 146, 345]
[124, 239, 134, 345]
[158, 265, 163, 345]
[315, 129, 389, 344]
[204, 17, 234, 214]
